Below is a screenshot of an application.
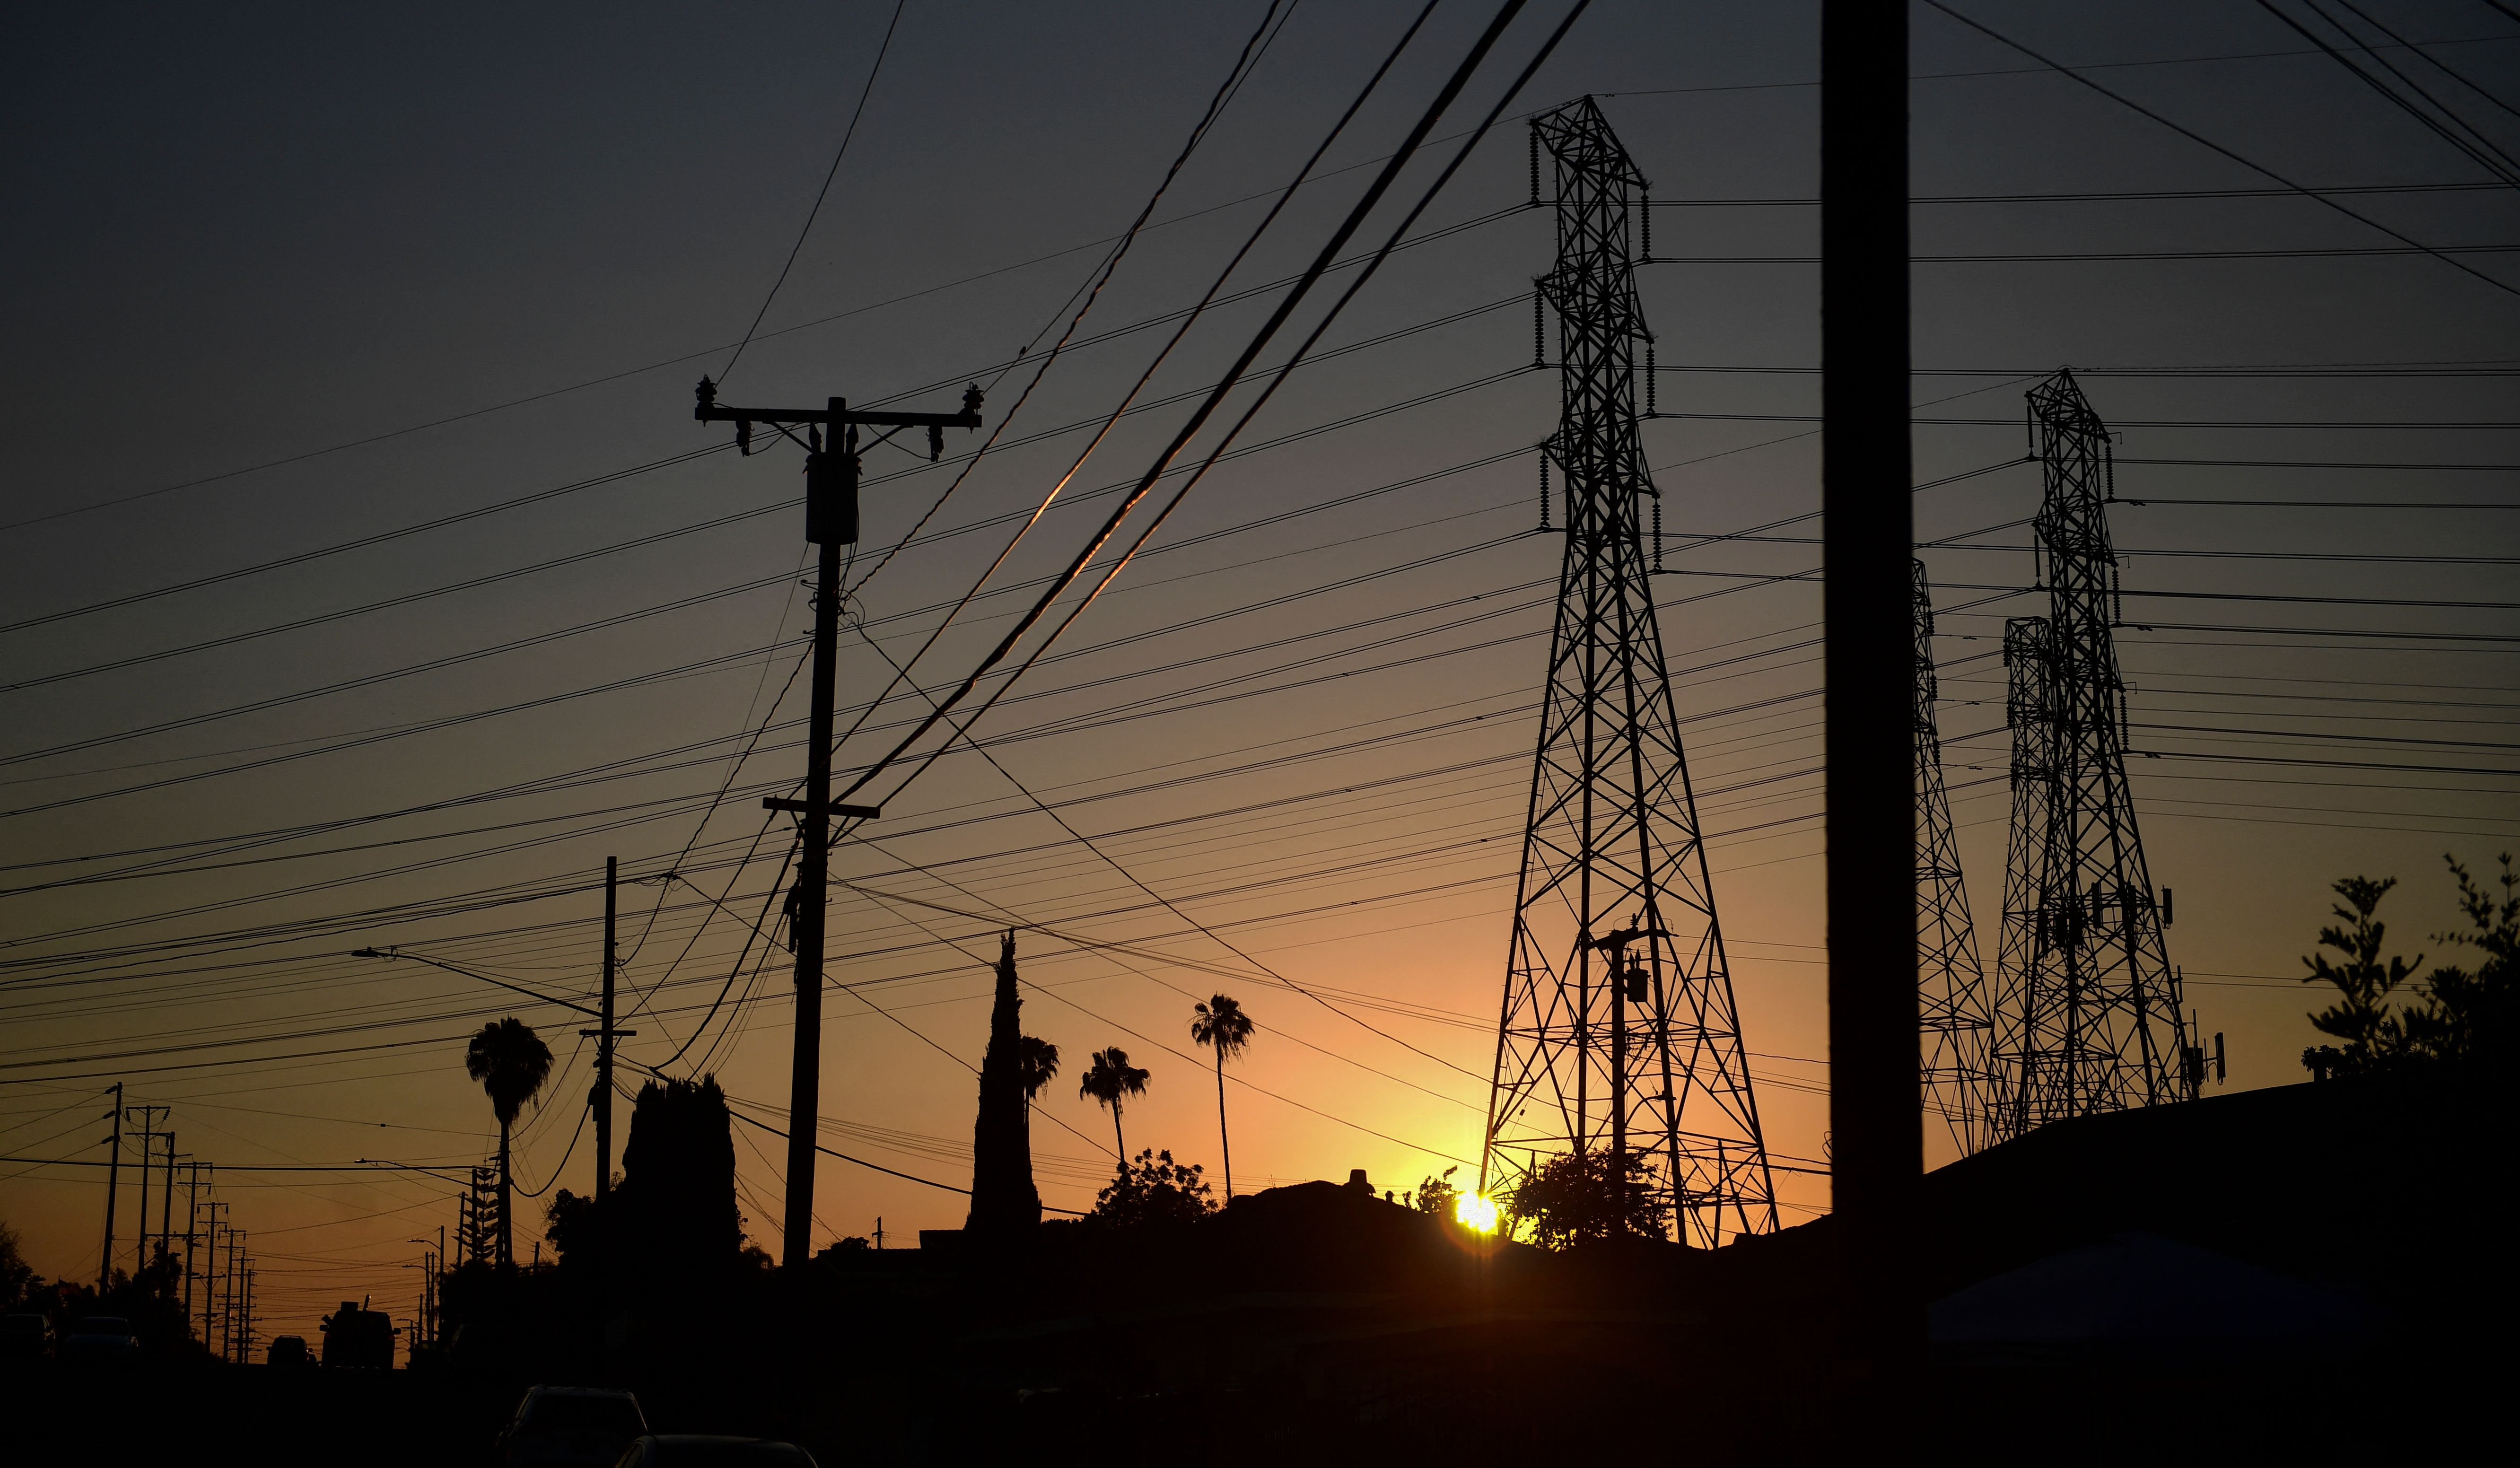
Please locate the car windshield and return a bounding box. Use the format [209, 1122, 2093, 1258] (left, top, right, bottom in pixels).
[74, 1318, 129, 1334]
[523, 1395, 644, 1437]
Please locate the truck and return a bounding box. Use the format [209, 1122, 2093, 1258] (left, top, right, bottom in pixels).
[318, 1298, 396, 1369]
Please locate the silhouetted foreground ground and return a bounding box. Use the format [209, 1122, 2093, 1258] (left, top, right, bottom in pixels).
[5, 1071, 2503, 1465]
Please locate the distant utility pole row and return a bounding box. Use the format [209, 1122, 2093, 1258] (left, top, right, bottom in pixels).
[96, 1084, 201, 1311]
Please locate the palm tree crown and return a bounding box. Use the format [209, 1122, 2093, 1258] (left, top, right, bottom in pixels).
[1190, 995, 1253, 1061]
[466, 1017, 553, 1126]
[1077, 1046, 1149, 1161]
[1015, 1035, 1061, 1102]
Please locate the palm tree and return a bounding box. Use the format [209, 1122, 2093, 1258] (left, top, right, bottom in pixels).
[1076, 1046, 1149, 1166]
[1014, 1035, 1060, 1103]
[1189, 995, 1254, 1200]
[464, 1017, 552, 1268]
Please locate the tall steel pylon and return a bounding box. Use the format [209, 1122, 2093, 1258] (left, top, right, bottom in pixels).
[1480, 98, 1776, 1248]
[1915, 560, 1997, 1156]
[1990, 369, 2197, 1138]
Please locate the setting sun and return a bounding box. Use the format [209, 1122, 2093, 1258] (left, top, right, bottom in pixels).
[1453, 1192, 1501, 1235]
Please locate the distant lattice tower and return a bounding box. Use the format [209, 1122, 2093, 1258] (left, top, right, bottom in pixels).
[1480, 98, 1776, 1248]
[1989, 370, 2198, 1138]
[1914, 560, 1998, 1156]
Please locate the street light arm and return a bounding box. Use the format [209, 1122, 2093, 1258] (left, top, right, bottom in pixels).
[350, 947, 599, 1017]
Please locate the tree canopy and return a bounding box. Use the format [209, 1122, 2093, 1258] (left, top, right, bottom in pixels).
[464, 1017, 553, 1127]
[1502, 1149, 1670, 1250]
[2300, 855, 2515, 1080]
[1086, 1149, 1217, 1230]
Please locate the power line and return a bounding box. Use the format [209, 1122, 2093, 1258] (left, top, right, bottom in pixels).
[1921, 0, 2520, 299]
[715, 0, 911, 383]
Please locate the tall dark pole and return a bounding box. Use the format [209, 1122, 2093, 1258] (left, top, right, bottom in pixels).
[123, 1103, 167, 1275]
[98, 1082, 122, 1293]
[201, 1198, 224, 1349]
[182, 1164, 201, 1323]
[1822, 0, 1920, 1437]
[596, 856, 617, 1199]
[158, 1135, 176, 1271]
[781, 402, 848, 1270]
[691, 377, 980, 1270]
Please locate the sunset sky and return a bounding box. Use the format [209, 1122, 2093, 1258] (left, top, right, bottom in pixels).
[4, 1, 2514, 1346]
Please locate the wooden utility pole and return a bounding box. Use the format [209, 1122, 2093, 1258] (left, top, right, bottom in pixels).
[123, 1103, 168, 1275]
[182, 1164, 203, 1322]
[1822, 0, 1921, 1444]
[200, 1202, 226, 1350]
[224, 1230, 241, 1360]
[158, 1135, 178, 1272]
[691, 377, 981, 1268]
[98, 1082, 122, 1293]
[584, 856, 634, 1200]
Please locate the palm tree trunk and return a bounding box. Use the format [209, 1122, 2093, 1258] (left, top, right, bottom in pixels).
[1214, 1052, 1233, 1201]
[1112, 1105, 1126, 1171]
[497, 1117, 513, 1269]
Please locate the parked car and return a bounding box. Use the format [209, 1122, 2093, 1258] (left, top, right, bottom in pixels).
[267, 1334, 311, 1367]
[615, 1437, 818, 1467]
[59, 1316, 138, 1362]
[0, 1313, 47, 1360]
[499, 1385, 648, 1468]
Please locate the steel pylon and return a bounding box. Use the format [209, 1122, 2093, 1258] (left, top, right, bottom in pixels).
[1480, 98, 1776, 1248]
[1915, 560, 1998, 1156]
[1990, 370, 2197, 1138]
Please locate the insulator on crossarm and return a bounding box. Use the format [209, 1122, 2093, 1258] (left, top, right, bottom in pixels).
[1529, 129, 1540, 206]
[1640, 193, 1651, 262]
[1539, 454, 1551, 532]
[1652, 494, 1663, 571]
[1533, 288, 1546, 368]
[1645, 343, 1656, 416]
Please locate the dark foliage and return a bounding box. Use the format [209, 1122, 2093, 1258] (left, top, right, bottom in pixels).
[1086, 1149, 1216, 1230]
[544, 1075, 753, 1273]
[1411, 1166, 1461, 1217]
[2301, 855, 2517, 1080]
[968, 932, 1045, 1233]
[1502, 1148, 1670, 1250]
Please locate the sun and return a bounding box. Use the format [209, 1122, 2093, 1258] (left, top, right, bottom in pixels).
[1452, 1191, 1501, 1234]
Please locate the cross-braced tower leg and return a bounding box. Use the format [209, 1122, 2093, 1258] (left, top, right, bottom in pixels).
[1480, 98, 1776, 1247]
[1990, 370, 2197, 1140]
[1915, 561, 1997, 1156]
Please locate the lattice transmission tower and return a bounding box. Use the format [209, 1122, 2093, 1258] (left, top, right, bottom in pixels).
[1480, 98, 1776, 1248]
[1915, 560, 1997, 1156]
[1990, 369, 2197, 1139]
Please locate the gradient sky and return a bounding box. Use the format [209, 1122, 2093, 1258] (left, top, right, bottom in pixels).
[4, 1, 2515, 1347]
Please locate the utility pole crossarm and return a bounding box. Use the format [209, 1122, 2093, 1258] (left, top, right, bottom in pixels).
[764, 796, 883, 820]
[694, 378, 983, 465]
[696, 402, 983, 429]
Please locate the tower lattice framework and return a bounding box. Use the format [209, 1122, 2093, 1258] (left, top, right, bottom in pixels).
[1481, 98, 1776, 1248]
[1915, 560, 1997, 1156]
[1990, 369, 2196, 1139]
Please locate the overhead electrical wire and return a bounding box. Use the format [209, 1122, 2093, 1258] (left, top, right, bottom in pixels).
[839, 0, 1591, 814]
[715, 0, 912, 384]
[1921, 0, 2520, 300]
